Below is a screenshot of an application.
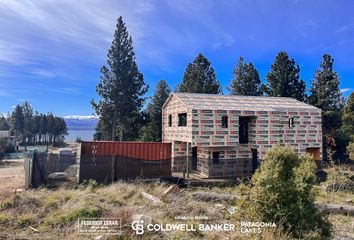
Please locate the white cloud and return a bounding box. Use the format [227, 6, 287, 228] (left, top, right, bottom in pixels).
[337, 24, 353, 33]
[53, 87, 81, 95]
[0, 0, 155, 67]
[31, 69, 57, 78]
[340, 88, 353, 93]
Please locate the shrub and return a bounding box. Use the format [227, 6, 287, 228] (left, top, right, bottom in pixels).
[5, 142, 15, 153]
[0, 138, 6, 160]
[347, 142, 354, 160]
[250, 145, 332, 239]
[0, 213, 12, 225]
[44, 196, 59, 210]
[0, 140, 15, 161]
[44, 206, 102, 226]
[17, 214, 35, 227]
[61, 207, 102, 224]
[0, 198, 13, 210]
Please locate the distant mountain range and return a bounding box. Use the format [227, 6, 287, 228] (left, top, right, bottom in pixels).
[63, 115, 98, 130]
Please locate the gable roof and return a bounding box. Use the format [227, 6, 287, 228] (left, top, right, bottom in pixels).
[169, 93, 320, 111]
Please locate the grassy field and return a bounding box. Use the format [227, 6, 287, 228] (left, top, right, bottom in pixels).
[0, 173, 353, 240]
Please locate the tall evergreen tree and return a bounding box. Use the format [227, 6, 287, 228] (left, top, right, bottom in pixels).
[177, 53, 222, 94]
[33, 112, 41, 143]
[0, 115, 10, 130]
[21, 101, 33, 147]
[93, 118, 106, 141]
[342, 91, 354, 139]
[266, 51, 306, 101]
[308, 54, 344, 159]
[335, 92, 354, 156]
[91, 16, 148, 141]
[40, 114, 48, 144]
[308, 54, 344, 111]
[140, 80, 171, 142]
[10, 105, 24, 142]
[47, 113, 55, 144]
[228, 57, 264, 96]
[53, 116, 68, 144]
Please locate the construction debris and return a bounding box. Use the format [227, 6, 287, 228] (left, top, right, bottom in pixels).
[214, 203, 226, 210]
[132, 214, 153, 225]
[141, 191, 163, 205]
[318, 203, 354, 216]
[191, 191, 236, 202]
[163, 185, 180, 196]
[28, 226, 39, 232]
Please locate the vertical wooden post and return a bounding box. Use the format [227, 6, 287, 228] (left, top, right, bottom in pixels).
[186, 142, 190, 178]
[111, 155, 116, 183]
[172, 141, 175, 171]
[75, 143, 81, 183]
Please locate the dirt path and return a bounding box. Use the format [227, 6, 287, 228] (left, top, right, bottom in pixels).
[0, 159, 24, 200]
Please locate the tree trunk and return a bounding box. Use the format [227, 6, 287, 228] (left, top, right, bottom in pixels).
[119, 124, 123, 141]
[318, 203, 354, 216]
[111, 109, 117, 141]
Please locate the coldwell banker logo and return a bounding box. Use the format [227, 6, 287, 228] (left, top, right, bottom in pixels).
[131, 220, 145, 235]
[131, 219, 277, 235]
[131, 220, 236, 235]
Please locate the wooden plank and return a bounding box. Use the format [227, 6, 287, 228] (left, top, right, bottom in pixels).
[24, 158, 31, 189]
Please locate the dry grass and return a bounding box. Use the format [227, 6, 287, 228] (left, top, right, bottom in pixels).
[0, 176, 352, 239]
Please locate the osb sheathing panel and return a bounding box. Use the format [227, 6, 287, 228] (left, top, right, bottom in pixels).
[162, 94, 192, 143]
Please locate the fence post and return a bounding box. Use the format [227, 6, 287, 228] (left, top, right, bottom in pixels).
[111, 155, 116, 183]
[76, 143, 82, 183]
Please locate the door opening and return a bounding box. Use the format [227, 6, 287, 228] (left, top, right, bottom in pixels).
[192, 147, 198, 170]
[306, 148, 321, 160]
[251, 148, 258, 173]
[239, 117, 252, 144]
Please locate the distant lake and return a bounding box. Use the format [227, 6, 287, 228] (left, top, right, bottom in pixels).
[65, 127, 95, 142]
[63, 117, 98, 142]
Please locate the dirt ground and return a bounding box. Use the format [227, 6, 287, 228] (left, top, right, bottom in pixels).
[0, 159, 24, 200]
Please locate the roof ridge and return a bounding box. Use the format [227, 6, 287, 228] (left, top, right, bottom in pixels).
[170, 92, 320, 111]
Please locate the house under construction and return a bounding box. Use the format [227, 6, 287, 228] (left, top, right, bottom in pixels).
[162, 93, 322, 178]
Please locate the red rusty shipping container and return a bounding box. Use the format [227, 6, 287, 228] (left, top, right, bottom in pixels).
[77, 141, 172, 183]
[80, 141, 171, 160]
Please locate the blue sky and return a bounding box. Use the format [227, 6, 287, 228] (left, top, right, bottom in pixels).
[0, 0, 354, 117]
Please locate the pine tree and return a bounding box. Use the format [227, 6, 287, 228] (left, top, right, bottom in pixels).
[91, 16, 148, 141]
[140, 80, 171, 142]
[10, 105, 24, 142]
[21, 101, 33, 147]
[40, 114, 48, 144]
[93, 119, 104, 141]
[308, 54, 344, 111]
[342, 91, 354, 139]
[53, 116, 68, 144]
[177, 53, 222, 94]
[47, 113, 55, 144]
[228, 57, 264, 96]
[266, 51, 306, 101]
[308, 54, 344, 159]
[0, 115, 10, 130]
[33, 112, 41, 143]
